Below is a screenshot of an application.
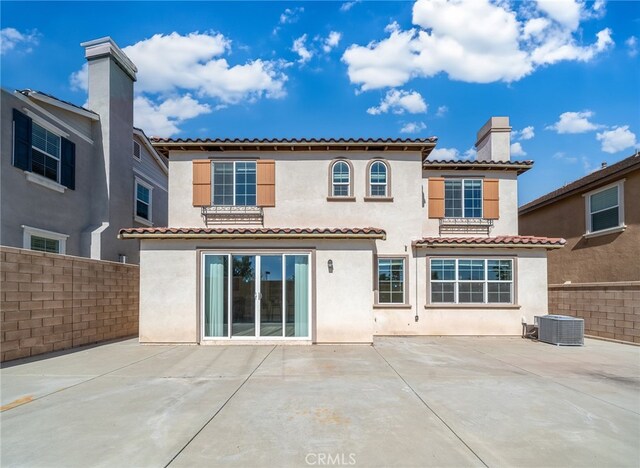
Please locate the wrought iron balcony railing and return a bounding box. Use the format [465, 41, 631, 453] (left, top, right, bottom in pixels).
[439, 217, 494, 235]
[201, 205, 264, 226]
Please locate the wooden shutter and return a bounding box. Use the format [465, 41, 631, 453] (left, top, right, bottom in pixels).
[257, 160, 276, 207]
[483, 179, 499, 219]
[12, 109, 32, 171]
[192, 160, 211, 207]
[428, 177, 445, 218]
[60, 138, 76, 190]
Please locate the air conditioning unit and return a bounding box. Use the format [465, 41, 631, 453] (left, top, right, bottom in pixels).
[535, 315, 584, 346]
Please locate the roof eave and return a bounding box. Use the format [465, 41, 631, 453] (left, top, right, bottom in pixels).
[119, 232, 386, 240]
[412, 242, 564, 249]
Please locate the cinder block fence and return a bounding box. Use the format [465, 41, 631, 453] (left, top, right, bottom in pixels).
[548, 282, 640, 344]
[1, 246, 139, 362]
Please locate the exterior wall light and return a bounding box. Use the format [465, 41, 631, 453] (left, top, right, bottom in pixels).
[328, 259, 333, 273]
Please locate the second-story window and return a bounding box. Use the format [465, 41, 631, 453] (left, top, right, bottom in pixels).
[331, 160, 351, 197]
[31, 122, 61, 183]
[135, 178, 153, 223]
[212, 161, 256, 206]
[445, 179, 482, 218]
[369, 161, 388, 197]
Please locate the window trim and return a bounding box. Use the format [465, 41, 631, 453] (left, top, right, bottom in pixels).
[374, 255, 410, 307]
[134, 177, 153, 225]
[328, 159, 354, 200]
[210, 160, 258, 207]
[427, 256, 517, 306]
[584, 180, 625, 236]
[31, 121, 62, 184]
[22, 225, 68, 254]
[366, 159, 392, 199]
[444, 177, 484, 219]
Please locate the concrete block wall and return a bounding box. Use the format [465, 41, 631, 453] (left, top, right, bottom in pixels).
[1, 246, 139, 362]
[548, 282, 640, 344]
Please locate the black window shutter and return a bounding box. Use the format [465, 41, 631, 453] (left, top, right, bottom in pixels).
[60, 138, 76, 190]
[12, 109, 32, 171]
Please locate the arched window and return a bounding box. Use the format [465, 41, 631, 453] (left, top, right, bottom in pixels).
[331, 160, 351, 197]
[368, 160, 389, 197]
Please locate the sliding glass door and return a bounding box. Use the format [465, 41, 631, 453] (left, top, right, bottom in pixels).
[203, 253, 310, 339]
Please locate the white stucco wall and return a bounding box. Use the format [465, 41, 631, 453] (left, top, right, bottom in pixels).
[374, 248, 549, 336]
[138, 239, 376, 344]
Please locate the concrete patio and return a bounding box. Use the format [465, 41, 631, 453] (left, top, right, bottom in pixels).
[1, 337, 639, 467]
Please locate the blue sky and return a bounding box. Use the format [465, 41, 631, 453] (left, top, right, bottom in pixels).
[1, 0, 639, 204]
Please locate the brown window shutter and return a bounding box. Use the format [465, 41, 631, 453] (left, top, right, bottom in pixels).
[428, 177, 445, 218]
[257, 160, 276, 207]
[192, 160, 211, 207]
[483, 179, 499, 219]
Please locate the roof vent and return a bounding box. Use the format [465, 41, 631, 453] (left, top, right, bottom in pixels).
[601, 162, 608, 169]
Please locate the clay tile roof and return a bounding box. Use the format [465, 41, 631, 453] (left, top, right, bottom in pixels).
[149, 137, 438, 144]
[118, 227, 386, 240]
[422, 159, 534, 174]
[412, 236, 566, 249]
[519, 152, 640, 214]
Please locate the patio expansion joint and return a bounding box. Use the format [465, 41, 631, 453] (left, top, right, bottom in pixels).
[0, 345, 178, 413]
[372, 346, 489, 468]
[163, 344, 277, 468]
[460, 345, 640, 417]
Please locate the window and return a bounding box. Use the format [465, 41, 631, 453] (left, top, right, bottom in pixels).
[31, 236, 60, 253]
[133, 141, 141, 160]
[31, 122, 61, 183]
[368, 160, 388, 197]
[377, 258, 405, 304]
[135, 179, 152, 223]
[430, 258, 513, 304]
[212, 161, 256, 206]
[586, 182, 624, 234]
[22, 225, 68, 254]
[444, 179, 482, 218]
[331, 160, 351, 197]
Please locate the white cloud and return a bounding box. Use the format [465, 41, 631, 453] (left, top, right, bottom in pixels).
[367, 89, 427, 115]
[134, 95, 211, 137]
[323, 31, 342, 53]
[553, 151, 578, 163]
[292, 34, 313, 64]
[340, 1, 361, 12]
[626, 36, 638, 57]
[547, 111, 601, 134]
[1, 27, 39, 55]
[71, 32, 287, 102]
[279, 7, 304, 24]
[436, 105, 448, 117]
[71, 32, 288, 135]
[430, 147, 459, 160]
[514, 126, 535, 140]
[429, 146, 475, 160]
[510, 142, 527, 157]
[399, 121, 426, 134]
[596, 126, 637, 154]
[342, 0, 614, 91]
[535, 0, 582, 31]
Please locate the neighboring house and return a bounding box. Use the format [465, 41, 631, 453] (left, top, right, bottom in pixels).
[520, 152, 640, 283]
[1, 37, 167, 264]
[519, 153, 640, 343]
[120, 116, 564, 344]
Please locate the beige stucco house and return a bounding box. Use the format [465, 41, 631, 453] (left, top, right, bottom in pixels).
[120, 117, 565, 344]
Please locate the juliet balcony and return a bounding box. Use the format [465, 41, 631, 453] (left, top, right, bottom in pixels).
[201, 205, 264, 226]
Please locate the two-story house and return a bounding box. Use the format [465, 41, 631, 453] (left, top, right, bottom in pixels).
[1, 37, 167, 264]
[119, 117, 565, 344]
